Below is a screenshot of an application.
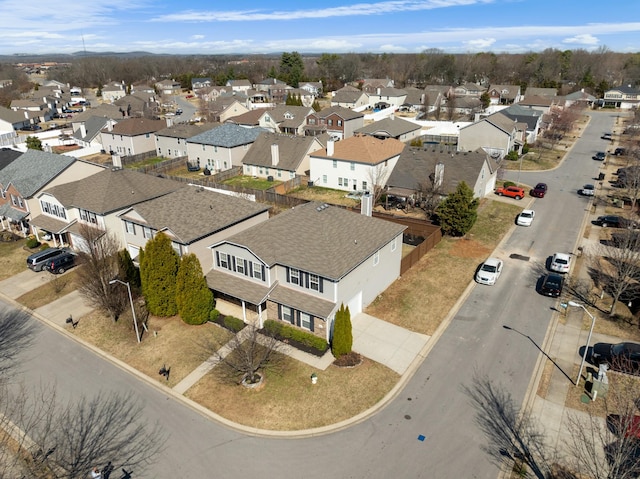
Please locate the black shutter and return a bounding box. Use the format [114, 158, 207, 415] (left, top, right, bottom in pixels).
[286, 267, 290, 282]
[215, 251, 220, 267]
[305, 273, 309, 289]
[319, 278, 323, 293]
[309, 316, 315, 332]
[249, 261, 253, 277]
[277, 304, 282, 319]
[261, 265, 265, 281]
[295, 310, 300, 327]
[231, 256, 236, 271]
[244, 259, 248, 276]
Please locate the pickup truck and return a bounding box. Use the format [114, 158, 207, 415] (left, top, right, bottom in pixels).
[495, 185, 525, 200]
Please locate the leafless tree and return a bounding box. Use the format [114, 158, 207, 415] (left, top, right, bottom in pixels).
[416, 173, 445, 218]
[209, 324, 287, 385]
[0, 306, 33, 379]
[75, 224, 128, 322]
[588, 233, 640, 315]
[464, 373, 554, 479]
[445, 94, 457, 121]
[1, 384, 165, 479]
[366, 163, 390, 206]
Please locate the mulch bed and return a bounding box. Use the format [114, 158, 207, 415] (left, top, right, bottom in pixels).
[333, 352, 362, 368]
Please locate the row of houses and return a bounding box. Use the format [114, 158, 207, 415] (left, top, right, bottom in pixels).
[0, 148, 405, 343]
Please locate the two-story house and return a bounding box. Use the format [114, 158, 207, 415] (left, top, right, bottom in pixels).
[241, 132, 323, 181]
[367, 87, 407, 109]
[186, 123, 267, 173]
[309, 135, 405, 193]
[487, 85, 522, 105]
[299, 81, 322, 97]
[155, 80, 182, 96]
[155, 123, 213, 160]
[118, 185, 270, 271]
[191, 78, 213, 90]
[305, 106, 365, 140]
[0, 150, 104, 238]
[457, 112, 525, 158]
[101, 82, 127, 103]
[31, 168, 182, 249]
[361, 79, 394, 96]
[354, 116, 422, 143]
[72, 116, 111, 149]
[206, 201, 406, 341]
[330, 86, 369, 109]
[100, 117, 167, 157]
[226, 79, 252, 93]
[254, 78, 291, 103]
[603, 85, 640, 109]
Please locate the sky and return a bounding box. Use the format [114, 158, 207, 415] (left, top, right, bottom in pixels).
[1, 0, 639, 56]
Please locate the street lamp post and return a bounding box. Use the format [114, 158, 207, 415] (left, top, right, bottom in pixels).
[568, 300, 595, 386]
[109, 279, 141, 343]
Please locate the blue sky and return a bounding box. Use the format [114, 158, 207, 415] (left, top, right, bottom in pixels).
[2, 0, 639, 55]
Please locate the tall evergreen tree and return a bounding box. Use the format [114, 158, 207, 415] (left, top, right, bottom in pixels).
[279, 51, 304, 87]
[175, 254, 213, 325]
[139, 232, 179, 317]
[331, 304, 353, 359]
[435, 181, 479, 237]
[118, 249, 140, 290]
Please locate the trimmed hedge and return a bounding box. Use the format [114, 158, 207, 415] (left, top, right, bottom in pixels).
[209, 309, 220, 322]
[223, 315, 245, 333]
[26, 237, 40, 249]
[263, 320, 329, 355]
[503, 181, 516, 188]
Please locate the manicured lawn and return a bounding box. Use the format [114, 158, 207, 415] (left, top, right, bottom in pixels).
[287, 184, 361, 207]
[0, 240, 31, 281]
[15, 269, 81, 310]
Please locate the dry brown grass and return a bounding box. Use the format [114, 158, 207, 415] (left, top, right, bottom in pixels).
[0, 241, 30, 281]
[71, 310, 232, 387]
[186, 355, 399, 430]
[536, 358, 555, 398]
[287, 185, 361, 207]
[15, 269, 81, 309]
[366, 200, 522, 335]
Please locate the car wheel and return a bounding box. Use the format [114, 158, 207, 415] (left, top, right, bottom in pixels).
[602, 223, 608, 228]
[497, 192, 503, 196]
[57, 267, 65, 274]
[515, 195, 522, 200]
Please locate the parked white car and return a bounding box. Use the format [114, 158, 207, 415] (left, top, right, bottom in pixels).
[550, 252, 571, 273]
[516, 209, 535, 226]
[580, 184, 595, 196]
[475, 258, 504, 285]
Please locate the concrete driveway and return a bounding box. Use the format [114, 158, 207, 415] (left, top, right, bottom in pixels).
[351, 313, 429, 374]
[0, 269, 56, 299]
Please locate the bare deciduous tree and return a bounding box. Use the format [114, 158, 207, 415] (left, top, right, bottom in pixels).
[1, 384, 166, 479]
[464, 373, 553, 479]
[210, 324, 287, 385]
[366, 163, 390, 206]
[75, 224, 128, 321]
[0, 306, 33, 378]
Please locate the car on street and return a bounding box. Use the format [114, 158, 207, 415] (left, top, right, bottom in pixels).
[516, 209, 535, 226]
[176, 108, 183, 115]
[579, 184, 595, 196]
[593, 151, 606, 161]
[539, 273, 564, 297]
[530, 183, 547, 198]
[494, 185, 525, 200]
[550, 252, 571, 273]
[591, 342, 640, 374]
[593, 215, 632, 228]
[475, 258, 503, 285]
[602, 133, 613, 141]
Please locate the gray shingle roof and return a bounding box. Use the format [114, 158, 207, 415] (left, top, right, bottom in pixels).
[314, 105, 364, 121]
[387, 147, 495, 196]
[124, 186, 270, 244]
[154, 123, 214, 139]
[72, 116, 109, 142]
[355, 117, 421, 138]
[241, 132, 319, 172]
[223, 202, 405, 280]
[188, 124, 267, 148]
[43, 168, 183, 214]
[0, 150, 76, 198]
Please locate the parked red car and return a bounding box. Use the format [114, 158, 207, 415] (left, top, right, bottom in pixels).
[530, 183, 548, 198]
[495, 185, 525, 200]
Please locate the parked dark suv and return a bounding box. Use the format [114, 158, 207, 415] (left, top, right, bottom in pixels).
[593, 215, 636, 228]
[44, 251, 76, 274]
[26, 248, 65, 272]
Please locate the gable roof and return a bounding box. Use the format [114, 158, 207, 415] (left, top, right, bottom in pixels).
[0, 149, 75, 197]
[72, 103, 123, 123]
[223, 201, 405, 280]
[102, 117, 166, 136]
[310, 135, 405, 165]
[519, 95, 555, 107]
[313, 105, 364, 121]
[154, 122, 214, 139]
[72, 116, 110, 142]
[387, 147, 495, 196]
[501, 104, 542, 131]
[42, 168, 182, 215]
[355, 117, 421, 138]
[488, 84, 520, 100]
[225, 108, 265, 126]
[482, 112, 518, 133]
[0, 148, 22, 172]
[331, 89, 368, 104]
[242, 132, 320, 171]
[524, 87, 558, 97]
[0, 106, 28, 124]
[188, 124, 267, 148]
[122, 186, 269, 244]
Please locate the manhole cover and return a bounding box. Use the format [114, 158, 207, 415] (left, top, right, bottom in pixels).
[509, 254, 530, 261]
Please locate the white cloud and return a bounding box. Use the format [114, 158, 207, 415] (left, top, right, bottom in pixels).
[463, 38, 496, 50]
[562, 34, 599, 46]
[378, 44, 408, 52]
[191, 35, 205, 40]
[150, 0, 494, 23]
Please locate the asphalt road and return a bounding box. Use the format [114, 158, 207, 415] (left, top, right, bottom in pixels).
[8, 111, 619, 478]
[173, 95, 197, 123]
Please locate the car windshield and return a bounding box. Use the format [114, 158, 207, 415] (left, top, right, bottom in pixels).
[521, 212, 533, 218]
[481, 264, 497, 273]
[555, 258, 568, 265]
[545, 277, 561, 287]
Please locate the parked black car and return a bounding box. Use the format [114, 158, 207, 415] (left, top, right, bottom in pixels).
[614, 147, 626, 156]
[591, 342, 640, 374]
[593, 151, 606, 161]
[44, 251, 76, 274]
[539, 273, 564, 297]
[593, 215, 636, 228]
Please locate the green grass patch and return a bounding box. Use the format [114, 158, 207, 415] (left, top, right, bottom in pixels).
[222, 175, 281, 190]
[124, 156, 166, 168]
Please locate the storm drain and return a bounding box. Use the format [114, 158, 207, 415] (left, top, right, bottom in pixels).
[509, 253, 530, 261]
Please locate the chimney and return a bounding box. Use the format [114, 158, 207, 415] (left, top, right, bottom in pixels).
[377, 88, 381, 95]
[270, 143, 279, 166]
[361, 192, 373, 217]
[24, 111, 29, 119]
[166, 117, 173, 127]
[327, 139, 335, 156]
[107, 121, 113, 132]
[79, 124, 86, 138]
[434, 162, 444, 188]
